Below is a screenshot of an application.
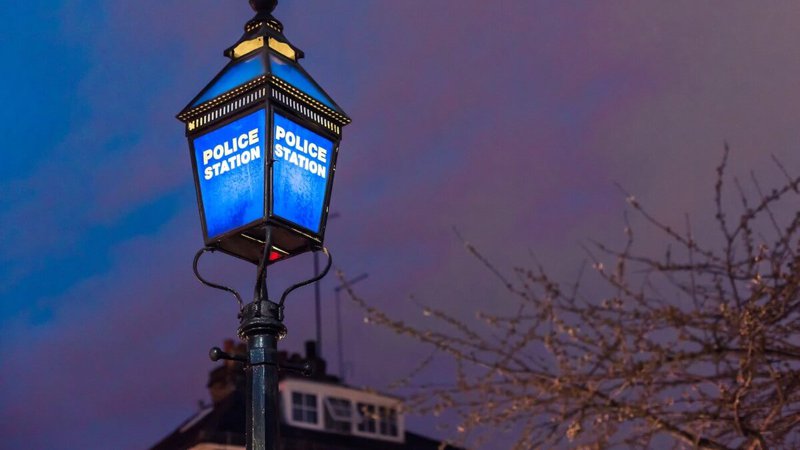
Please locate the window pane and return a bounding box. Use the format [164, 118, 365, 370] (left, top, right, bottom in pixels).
[326, 397, 352, 419]
[389, 409, 398, 436]
[367, 405, 376, 433]
[291, 392, 319, 425]
[305, 393, 317, 407]
[292, 408, 304, 422]
[324, 397, 353, 434]
[379, 406, 388, 435]
[357, 403, 370, 432]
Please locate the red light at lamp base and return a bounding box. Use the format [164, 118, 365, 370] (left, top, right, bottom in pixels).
[269, 249, 285, 262]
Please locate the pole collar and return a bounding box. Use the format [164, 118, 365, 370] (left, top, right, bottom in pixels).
[238, 301, 287, 340]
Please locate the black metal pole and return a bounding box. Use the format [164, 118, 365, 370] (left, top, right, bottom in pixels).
[200, 244, 332, 449]
[239, 227, 285, 450]
[239, 300, 286, 450]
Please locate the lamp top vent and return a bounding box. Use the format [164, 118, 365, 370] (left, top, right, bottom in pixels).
[249, 0, 278, 14]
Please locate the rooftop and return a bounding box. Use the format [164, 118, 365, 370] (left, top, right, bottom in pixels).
[150, 340, 460, 450]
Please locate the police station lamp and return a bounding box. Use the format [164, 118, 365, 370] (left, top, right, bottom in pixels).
[177, 2, 351, 449]
[177, 0, 350, 265]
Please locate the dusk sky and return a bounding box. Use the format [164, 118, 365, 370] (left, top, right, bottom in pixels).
[2, 2, 800, 449]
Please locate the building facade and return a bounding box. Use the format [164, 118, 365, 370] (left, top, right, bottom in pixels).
[151, 341, 457, 450]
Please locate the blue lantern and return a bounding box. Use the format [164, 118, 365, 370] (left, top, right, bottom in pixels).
[177, 1, 350, 265]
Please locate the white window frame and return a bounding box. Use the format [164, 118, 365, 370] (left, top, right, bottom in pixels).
[323, 396, 354, 433]
[287, 390, 323, 430]
[356, 402, 401, 439]
[379, 405, 399, 437]
[280, 379, 405, 443]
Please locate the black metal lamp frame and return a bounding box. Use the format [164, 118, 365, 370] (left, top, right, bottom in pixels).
[179, 2, 348, 447]
[194, 229, 332, 450]
[177, 0, 350, 266]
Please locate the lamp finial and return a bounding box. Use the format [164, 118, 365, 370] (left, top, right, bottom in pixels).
[249, 0, 278, 14]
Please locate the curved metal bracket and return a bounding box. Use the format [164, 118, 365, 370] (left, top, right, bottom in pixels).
[193, 247, 244, 310]
[279, 247, 332, 306]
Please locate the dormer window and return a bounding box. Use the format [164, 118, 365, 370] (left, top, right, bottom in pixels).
[281, 379, 405, 443]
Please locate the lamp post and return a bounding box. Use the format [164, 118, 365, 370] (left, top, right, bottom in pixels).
[177, 1, 350, 449]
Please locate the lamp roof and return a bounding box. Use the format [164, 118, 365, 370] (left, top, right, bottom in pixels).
[177, 1, 349, 126]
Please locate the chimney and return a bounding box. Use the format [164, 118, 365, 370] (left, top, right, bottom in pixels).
[305, 341, 317, 360]
[304, 340, 328, 378]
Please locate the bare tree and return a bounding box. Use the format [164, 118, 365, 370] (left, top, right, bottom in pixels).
[344, 149, 800, 449]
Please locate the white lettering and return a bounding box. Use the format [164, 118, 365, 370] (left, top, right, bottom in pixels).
[272, 146, 327, 179]
[249, 146, 261, 162]
[294, 136, 306, 154]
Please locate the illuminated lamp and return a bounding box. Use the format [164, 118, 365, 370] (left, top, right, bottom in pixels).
[177, 0, 350, 265]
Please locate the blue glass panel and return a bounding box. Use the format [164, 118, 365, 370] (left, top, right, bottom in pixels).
[272, 113, 333, 234]
[192, 55, 266, 107]
[193, 109, 266, 238]
[269, 54, 337, 110]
